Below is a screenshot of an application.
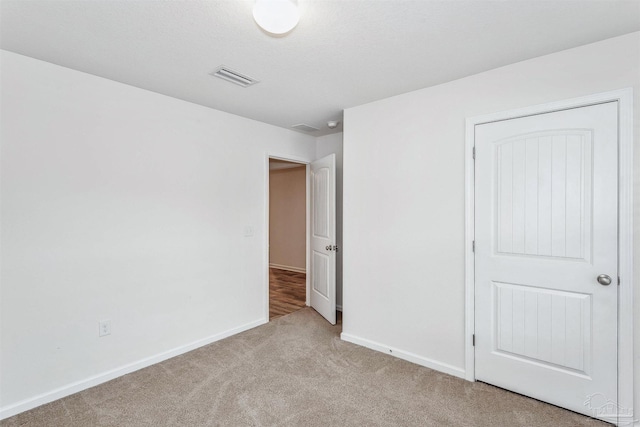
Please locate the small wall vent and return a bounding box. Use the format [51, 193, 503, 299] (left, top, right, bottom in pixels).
[291, 124, 319, 133]
[210, 66, 259, 88]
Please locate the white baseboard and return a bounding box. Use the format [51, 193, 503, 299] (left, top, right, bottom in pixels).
[340, 333, 466, 379]
[269, 263, 306, 274]
[0, 318, 266, 420]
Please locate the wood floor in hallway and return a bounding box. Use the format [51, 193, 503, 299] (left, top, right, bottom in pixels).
[269, 268, 306, 320]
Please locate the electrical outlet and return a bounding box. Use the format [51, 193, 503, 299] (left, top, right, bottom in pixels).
[99, 320, 111, 337]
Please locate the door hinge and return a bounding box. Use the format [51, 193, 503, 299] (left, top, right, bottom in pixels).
[472, 240, 475, 252]
[472, 334, 475, 346]
[618, 276, 621, 286]
[472, 147, 476, 160]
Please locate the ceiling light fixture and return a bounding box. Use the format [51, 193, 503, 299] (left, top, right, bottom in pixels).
[253, 0, 300, 35]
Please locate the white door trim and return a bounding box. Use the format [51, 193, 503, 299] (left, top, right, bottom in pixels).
[464, 88, 634, 421]
[264, 153, 311, 322]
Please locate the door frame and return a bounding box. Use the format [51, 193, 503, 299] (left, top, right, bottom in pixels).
[464, 88, 634, 419]
[264, 153, 311, 322]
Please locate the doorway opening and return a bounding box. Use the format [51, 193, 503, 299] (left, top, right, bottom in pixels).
[268, 158, 307, 320]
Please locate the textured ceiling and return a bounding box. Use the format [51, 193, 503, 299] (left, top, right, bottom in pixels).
[1, 0, 639, 136]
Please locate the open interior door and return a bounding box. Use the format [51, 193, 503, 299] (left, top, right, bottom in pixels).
[310, 154, 336, 324]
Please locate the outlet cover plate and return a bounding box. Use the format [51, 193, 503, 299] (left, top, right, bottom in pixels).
[99, 320, 111, 337]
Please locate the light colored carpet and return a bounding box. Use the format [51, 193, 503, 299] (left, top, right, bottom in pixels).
[2, 308, 607, 426]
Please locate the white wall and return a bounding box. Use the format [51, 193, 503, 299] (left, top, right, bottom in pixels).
[342, 32, 640, 412]
[316, 133, 344, 309]
[0, 50, 317, 416]
[269, 165, 306, 271]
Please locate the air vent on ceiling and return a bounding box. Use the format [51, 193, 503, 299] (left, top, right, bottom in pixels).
[291, 124, 319, 133]
[210, 66, 259, 88]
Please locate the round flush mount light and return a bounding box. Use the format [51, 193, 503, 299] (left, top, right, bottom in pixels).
[253, 0, 300, 35]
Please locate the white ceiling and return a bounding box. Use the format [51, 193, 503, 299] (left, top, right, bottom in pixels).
[1, 1, 639, 136]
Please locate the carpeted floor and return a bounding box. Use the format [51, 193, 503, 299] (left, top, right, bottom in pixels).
[2, 308, 608, 427]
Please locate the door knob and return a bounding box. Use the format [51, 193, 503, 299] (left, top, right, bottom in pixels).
[597, 274, 612, 286]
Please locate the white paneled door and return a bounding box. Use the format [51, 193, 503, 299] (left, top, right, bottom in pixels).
[310, 154, 337, 325]
[475, 102, 618, 420]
